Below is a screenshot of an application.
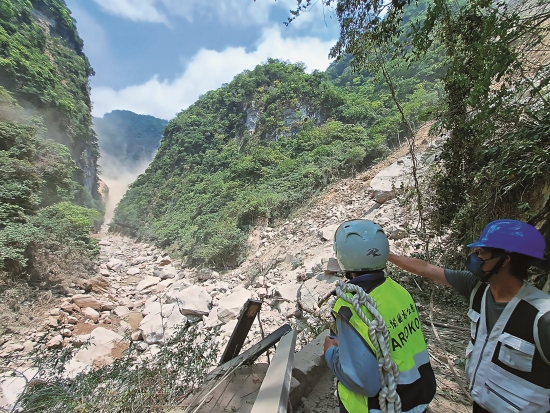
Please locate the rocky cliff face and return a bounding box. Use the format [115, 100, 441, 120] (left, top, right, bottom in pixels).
[1, 0, 100, 201]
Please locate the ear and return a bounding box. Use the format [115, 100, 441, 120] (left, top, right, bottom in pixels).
[502, 254, 511, 267]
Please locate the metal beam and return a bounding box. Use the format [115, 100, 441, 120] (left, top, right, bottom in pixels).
[220, 299, 263, 364]
[206, 324, 292, 383]
[250, 329, 297, 413]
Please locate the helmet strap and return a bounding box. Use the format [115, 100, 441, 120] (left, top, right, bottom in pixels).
[482, 255, 507, 282]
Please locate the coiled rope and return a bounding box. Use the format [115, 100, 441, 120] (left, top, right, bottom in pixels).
[335, 280, 402, 413]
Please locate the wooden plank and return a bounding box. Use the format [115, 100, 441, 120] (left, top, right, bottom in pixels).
[220, 299, 263, 364]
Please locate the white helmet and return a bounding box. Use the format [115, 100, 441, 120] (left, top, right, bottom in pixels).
[334, 219, 389, 271]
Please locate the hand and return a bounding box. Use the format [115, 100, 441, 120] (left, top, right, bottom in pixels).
[324, 335, 338, 354]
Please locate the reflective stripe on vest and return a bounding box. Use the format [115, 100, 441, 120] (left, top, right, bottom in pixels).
[332, 278, 436, 413]
[466, 281, 550, 412]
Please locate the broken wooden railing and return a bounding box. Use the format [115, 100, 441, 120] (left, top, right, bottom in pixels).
[179, 299, 298, 413]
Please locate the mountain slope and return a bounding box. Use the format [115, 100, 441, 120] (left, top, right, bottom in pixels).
[0, 0, 102, 279]
[94, 110, 168, 167]
[0, 0, 100, 205]
[113, 56, 442, 266]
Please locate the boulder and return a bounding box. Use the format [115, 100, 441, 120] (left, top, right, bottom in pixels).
[136, 276, 161, 291]
[325, 257, 341, 273]
[113, 306, 130, 317]
[61, 302, 79, 313]
[168, 279, 193, 292]
[157, 255, 172, 266]
[142, 301, 162, 316]
[203, 308, 223, 329]
[46, 335, 63, 348]
[72, 294, 102, 310]
[172, 285, 211, 317]
[66, 328, 124, 377]
[317, 223, 340, 242]
[106, 259, 124, 271]
[217, 286, 252, 323]
[131, 256, 150, 266]
[370, 155, 418, 204]
[154, 265, 178, 280]
[155, 279, 174, 293]
[139, 303, 187, 345]
[127, 267, 141, 275]
[80, 280, 93, 293]
[82, 307, 100, 322]
[298, 274, 340, 311]
[99, 300, 116, 311]
[197, 268, 214, 282]
[373, 190, 396, 204]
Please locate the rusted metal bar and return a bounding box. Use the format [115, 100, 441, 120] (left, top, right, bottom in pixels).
[250, 329, 297, 413]
[220, 299, 263, 364]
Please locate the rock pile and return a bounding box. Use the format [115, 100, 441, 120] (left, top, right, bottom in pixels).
[1, 143, 440, 410]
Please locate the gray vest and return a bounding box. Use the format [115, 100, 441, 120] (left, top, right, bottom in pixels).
[466, 281, 550, 412]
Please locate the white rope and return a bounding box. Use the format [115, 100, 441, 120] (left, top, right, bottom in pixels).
[335, 280, 402, 413]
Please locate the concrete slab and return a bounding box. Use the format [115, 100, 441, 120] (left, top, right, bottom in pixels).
[292, 329, 330, 398]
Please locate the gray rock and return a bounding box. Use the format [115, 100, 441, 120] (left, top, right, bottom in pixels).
[217, 286, 252, 323]
[139, 303, 187, 345]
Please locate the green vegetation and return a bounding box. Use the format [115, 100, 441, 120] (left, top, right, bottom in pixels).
[0, 87, 101, 280]
[114, 53, 442, 267]
[292, 0, 550, 260]
[94, 110, 168, 166]
[17, 324, 218, 412]
[0, 0, 99, 202]
[0, 0, 102, 281]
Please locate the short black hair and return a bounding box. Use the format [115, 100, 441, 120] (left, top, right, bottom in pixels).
[483, 247, 534, 280]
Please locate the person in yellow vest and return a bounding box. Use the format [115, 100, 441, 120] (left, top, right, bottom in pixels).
[324, 219, 436, 413]
[389, 219, 550, 412]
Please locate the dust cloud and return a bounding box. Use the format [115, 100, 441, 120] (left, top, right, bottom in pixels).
[99, 152, 155, 223]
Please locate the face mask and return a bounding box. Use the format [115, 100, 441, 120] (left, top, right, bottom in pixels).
[466, 253, 493, 282]
[466, 252, 505, 283]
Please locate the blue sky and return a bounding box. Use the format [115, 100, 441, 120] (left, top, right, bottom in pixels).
[65, 0, 340, 120]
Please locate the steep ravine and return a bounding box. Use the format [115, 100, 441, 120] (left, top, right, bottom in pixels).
[0, 135, 471, 412]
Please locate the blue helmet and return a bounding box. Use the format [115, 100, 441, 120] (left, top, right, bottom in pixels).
[467, 219, 546, 260]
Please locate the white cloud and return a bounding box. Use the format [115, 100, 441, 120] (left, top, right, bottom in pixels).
[159, 0, 289, 26]
[91, 0, 334, 29]
[91, 26, 335, 120]
[92, 0, 168, 24]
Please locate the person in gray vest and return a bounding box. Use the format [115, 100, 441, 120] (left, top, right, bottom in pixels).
[388, 219, 550, 413]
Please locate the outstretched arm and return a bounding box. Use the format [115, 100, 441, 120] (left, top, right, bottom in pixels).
[388, 252, 449, 286]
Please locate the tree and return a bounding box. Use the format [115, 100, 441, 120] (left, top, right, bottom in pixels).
[290, 0, 550, 250]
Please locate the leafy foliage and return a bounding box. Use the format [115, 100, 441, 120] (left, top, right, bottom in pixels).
[0, 0, 99, 199]
[113, 56, 442, 267]
[295, 0, 550, 256]
[17, 323, 219, 413]
[0, 87, 100, 279]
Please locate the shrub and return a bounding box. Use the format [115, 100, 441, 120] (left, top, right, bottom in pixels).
[17, 324, 219, 413]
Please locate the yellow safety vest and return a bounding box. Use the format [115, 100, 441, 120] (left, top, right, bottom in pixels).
[332, 278, 435, 413]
